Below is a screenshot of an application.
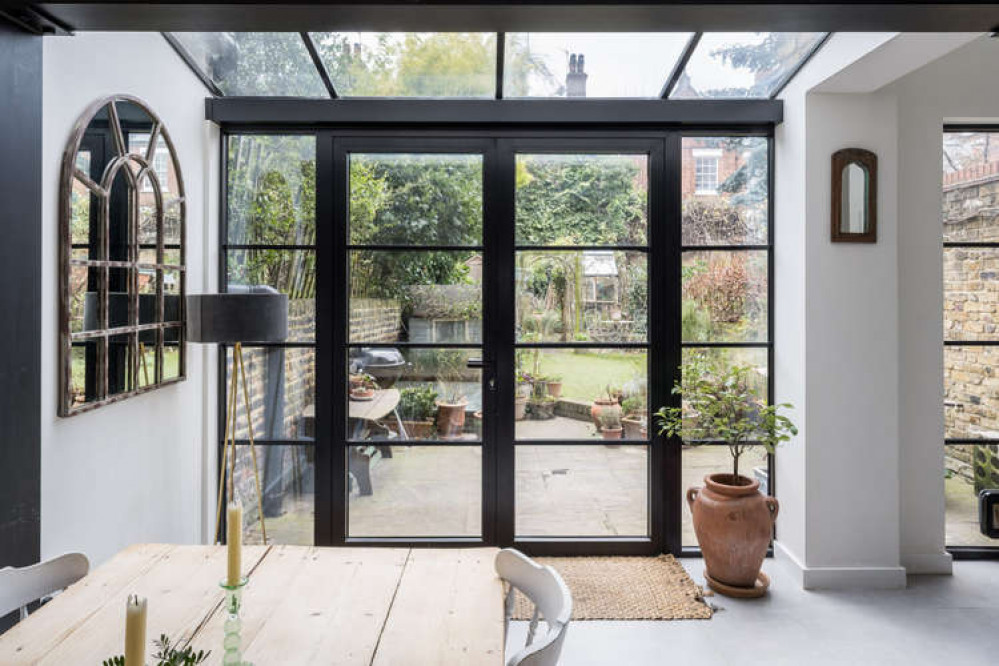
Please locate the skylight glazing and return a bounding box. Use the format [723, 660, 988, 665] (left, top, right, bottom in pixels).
[669, 32, 826, 99]
[309, 32, 497, 98]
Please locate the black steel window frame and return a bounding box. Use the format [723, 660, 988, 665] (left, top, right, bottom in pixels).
[218, 129, 320, 543]
[942, 124, 999, 559]
[219, 125, 774, 557]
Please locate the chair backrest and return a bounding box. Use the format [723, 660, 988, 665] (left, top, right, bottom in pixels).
[495, 548, 572, 666]
[0, 553, 89, 621]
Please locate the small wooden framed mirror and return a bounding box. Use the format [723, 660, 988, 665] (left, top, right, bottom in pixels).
[831, 148, 877, 243]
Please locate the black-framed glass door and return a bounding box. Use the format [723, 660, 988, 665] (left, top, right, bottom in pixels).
[221, 127, 772, 556]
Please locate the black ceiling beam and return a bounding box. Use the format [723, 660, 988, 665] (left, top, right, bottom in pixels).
[205, 97, 783, 126]
[660, 32, 700, 99]
[32, 2, 999, 32]
[300, 32, 339, 99]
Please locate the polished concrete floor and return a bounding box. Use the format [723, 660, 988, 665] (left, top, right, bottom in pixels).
[507, 558, 998, 666]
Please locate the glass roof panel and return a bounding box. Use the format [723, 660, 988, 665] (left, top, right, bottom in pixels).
[504, 33, 692, 98]
[309, 32, 496, 98]
[168, 32, 328, 97]
[670, 32, 826, 99]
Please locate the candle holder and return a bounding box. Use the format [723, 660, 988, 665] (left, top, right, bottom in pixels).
[219, 577, 253, 666]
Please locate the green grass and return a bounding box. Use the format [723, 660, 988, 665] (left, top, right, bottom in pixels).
[71, 346, 180, 397]
[523, 349, 646, 402]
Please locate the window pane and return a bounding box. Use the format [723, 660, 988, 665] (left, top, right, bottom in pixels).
[944, 248, 999, 342]
[226, 249, 316, 343]
[70, 265, 101, 333]
[515, 348, 647, 441]
[943, 131, 999, 243]
[504, 33, 692, 98]
[347, 348, 482, 442]
[348, 445, 481, 537]
[167, 33, 328, 97]
[680, 347, 769, 440]
[670, 32, 826, 99]
[682, 251, 768, 343]
[517, 250, 647, 344]
[945, 445, 998, 547]
[70, 177, 100, 259]
[349, 153, 483, 246]
[107, 333, 135, 396]
[235, 444, 315, 546]
[227, 135, 316, 246]
[310, 32, 496, 98]
[515, 154, 648, 246]
[163, 333, 183, 382]
[516, 444, 648, 537]
[349, 250, 481, 343]
[682, 137, 768, 245]
[944, 346, 999, 440]
[682, 445, 768, 547]
[230, 347, 315, 441]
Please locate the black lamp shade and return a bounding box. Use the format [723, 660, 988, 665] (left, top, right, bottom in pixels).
[187, 291, 288, 344]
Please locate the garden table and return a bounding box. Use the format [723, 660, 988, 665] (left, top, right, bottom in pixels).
[0, 544, 504, 666]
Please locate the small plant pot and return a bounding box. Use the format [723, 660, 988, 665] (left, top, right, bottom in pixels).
[436, 399, 468, 439]
[547, 382, 563, 399]
[591, 398, 621, 429]
[601, 426, 623, 440]
[622, 416, 646, 440]
[350, 388, 375, 401]
[514, 395, 529, 421]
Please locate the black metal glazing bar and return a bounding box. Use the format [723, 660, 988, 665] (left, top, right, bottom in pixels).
[769, 33, 832, 99]
[660, 33, 701, 99]
[300, 32, 339, 100]
[495, 32, 505, 100]
[161, 33, 223, 97]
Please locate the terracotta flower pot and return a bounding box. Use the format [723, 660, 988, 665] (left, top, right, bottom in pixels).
[601, 426, 623, 440]
[547, 381, 563, 399]
[590, 398, 620, 428]
[687, 473, 778, 591]
[436, 399, 468, 438]
[514, 395, 529, 421]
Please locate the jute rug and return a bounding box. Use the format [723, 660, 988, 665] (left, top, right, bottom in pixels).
[511, 555, 713, 621]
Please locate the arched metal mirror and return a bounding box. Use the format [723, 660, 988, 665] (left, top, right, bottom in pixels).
[831, 148, 877, 243]
[59, 95, 186, 415]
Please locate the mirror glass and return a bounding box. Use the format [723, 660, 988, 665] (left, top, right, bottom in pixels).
[839, 162, 869, 234]
[62, 96, 185, 414]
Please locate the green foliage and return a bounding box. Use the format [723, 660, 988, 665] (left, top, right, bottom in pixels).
[103, 634, 209, 666]
[656, 358, 797, 479]
[621, 395, 645, 417]
[399, 384, 439, 421]
[599, 409, 622, 430]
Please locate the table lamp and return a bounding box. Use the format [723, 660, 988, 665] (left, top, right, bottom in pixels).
[187, 286, 288, 544]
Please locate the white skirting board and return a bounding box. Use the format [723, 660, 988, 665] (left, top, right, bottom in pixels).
[774, 541, 908, 590]
[901, 551, 953, 575]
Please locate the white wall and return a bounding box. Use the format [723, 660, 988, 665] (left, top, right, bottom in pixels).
[41, 32, 218, 566]
[774, 33, 995, 587]
[888, 35, 999, 574]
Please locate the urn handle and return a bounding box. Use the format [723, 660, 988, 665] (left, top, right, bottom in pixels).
[765, 496, 780, 523]
[686, 486, 701, 508]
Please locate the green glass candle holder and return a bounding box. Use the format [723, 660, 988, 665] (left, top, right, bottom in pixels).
[219, 577, 253, 666]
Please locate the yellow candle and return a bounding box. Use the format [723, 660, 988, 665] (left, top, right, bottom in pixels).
[226, 499, 243, 587]
[124, 594, 146, 666]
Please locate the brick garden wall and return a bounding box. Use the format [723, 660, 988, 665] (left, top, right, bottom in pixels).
[942, 166, 999, 492]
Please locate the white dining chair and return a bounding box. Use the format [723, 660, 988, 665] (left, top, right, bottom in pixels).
[0, 553, 89, 622]
[495, 548, 572, 666]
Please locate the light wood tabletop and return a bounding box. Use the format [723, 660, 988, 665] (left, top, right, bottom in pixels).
[0, 544, 504, 666]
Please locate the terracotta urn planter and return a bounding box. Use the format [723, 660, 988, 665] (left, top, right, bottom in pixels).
[435, 399, 468, 438]
[590, 397, 620, 428]
[687, 473, 778, 591]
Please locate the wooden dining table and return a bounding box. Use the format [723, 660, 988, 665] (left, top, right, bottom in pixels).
[0, 544, 505, 665]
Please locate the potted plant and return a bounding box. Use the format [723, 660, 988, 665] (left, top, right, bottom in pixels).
[656, 361, 797, 597]
[599, 409, 623, 440]
[529, 394, 557, 420]
[398, 385, 438, 439]
[620, 395, 647, 440]
[590, 385, 621, 429]
[515, 369, 531, 421]
[349, 373, 377, 401]
[546, 374, 564, 399]
[435, 351, 469, 439]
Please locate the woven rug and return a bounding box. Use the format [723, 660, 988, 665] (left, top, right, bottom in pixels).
[511, 555, 713, 621]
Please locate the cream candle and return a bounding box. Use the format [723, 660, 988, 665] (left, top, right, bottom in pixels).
[124, 594, 146, 666]
[226, 499, 243, 587]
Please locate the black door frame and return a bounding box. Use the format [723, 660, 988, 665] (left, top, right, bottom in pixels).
[221, 124, 774, 556]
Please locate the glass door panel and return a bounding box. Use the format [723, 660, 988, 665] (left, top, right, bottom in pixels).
[511, 150, 654, 544]
[343, 148, 487, 540]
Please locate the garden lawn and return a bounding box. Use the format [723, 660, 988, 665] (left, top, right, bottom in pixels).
[533, 349, 646, 401]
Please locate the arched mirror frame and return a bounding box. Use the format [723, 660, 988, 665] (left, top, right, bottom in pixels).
[59, 94, 186, 416]
[831, 147, 877, 243]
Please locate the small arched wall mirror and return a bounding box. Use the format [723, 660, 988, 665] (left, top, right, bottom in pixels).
[831, 148, 877, 243]
[59, 95, 186, 416]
